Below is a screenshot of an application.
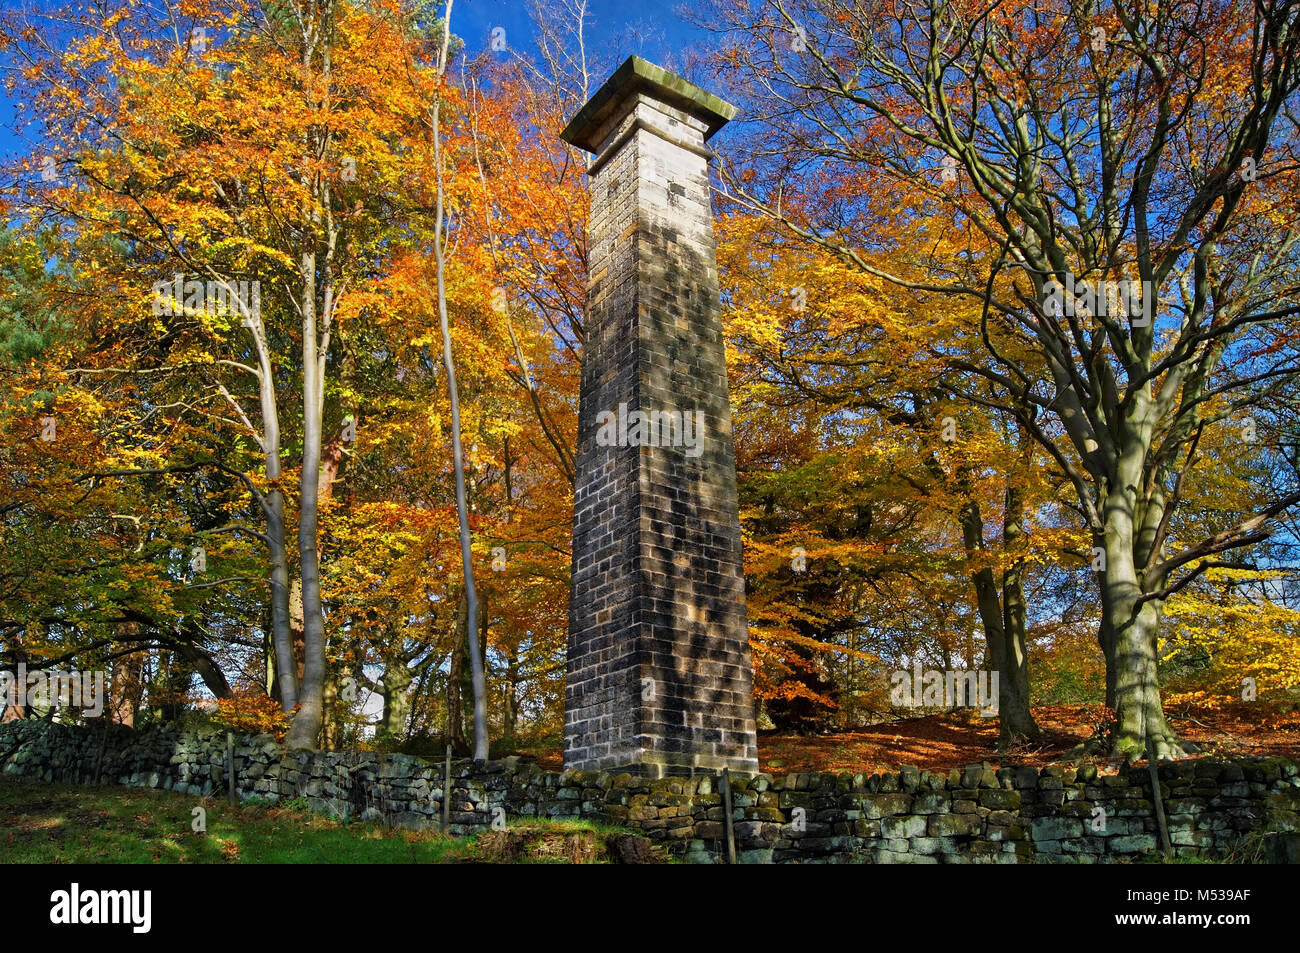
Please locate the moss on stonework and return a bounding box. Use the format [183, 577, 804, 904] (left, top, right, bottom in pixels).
[560, 56, 738, 153]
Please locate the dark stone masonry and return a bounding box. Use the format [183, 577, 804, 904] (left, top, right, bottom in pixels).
[5, 721, 1298, 864]
[560, 57, 759, 777]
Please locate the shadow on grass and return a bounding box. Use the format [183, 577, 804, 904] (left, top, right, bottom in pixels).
[0, 774, 463, 863]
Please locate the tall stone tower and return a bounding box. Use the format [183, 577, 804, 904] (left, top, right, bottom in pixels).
[561, 57, 759, 777]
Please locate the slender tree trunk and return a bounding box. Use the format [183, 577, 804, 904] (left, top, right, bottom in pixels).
[287, 243, 328, 749]
[289, 577, 306, 685]
[322, 659, 340, 749]
[429, 0, 488, 760]
[266, 486, 297, 710]
[154, 650, 194, 721]
[317, 425, 348, 748]
[3, 636, 27, 721]
[1099, 584, 1119, 709]
[501, 443, 519, 737]
[503, 643, 519, 737]
[252, 311, 296, 712]
[476, 589, 488, 731]
[447, 589, 470, 755]
[284, 1, 340, 751]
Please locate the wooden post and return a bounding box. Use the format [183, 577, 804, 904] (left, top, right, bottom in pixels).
[1146, 744, 1172, 856]
[442, 744, 452, 834]
[225, 731, 236, 804]
[1139, 664, 1172, 857]
[721, 768, 737, 864]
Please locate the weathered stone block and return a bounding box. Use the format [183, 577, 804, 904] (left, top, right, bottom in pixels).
[1031, 816, 1082, 841]
[863, 794, 913, 818]
[929, 814, 982, 837]
[1109, 834, 1159, 853]
[977, 788, 1021, 810]
[881, 815, 927, 838]
[913, 792, 950, 813]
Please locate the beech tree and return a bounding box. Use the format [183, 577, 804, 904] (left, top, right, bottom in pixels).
[717, 212, 1076, 744]
[708, 0, 1300, 758]
[1, 0, 423, 746]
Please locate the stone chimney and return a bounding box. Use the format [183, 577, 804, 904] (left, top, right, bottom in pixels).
[560, 57, 759, 777]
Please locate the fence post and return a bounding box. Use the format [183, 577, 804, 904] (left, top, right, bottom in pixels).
[442, 744, 452, 834]
[1146, 743, 1172, 856]
[225, 731, 236, 804]
[721, 767, 737, 864]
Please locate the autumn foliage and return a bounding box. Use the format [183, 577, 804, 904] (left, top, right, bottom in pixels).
[0, 0, 1296, 766]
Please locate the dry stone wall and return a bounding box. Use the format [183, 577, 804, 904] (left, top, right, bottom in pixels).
[3, 720, 1297, 864]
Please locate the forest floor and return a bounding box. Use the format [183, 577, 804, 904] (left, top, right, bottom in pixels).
[520, 701, 1300, 774]
[757, 701, 1300, 775]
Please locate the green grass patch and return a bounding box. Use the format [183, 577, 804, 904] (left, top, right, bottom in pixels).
[0, 774, 468, 863]
[0, 774, 667, 864]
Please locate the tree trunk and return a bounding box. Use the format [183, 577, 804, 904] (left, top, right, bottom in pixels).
[3, 636, 28, 721]
[109, 647, 143, 727]
[501, 441, 518, 738]
[503, 642, 519, 738]
[429, 0, 488, 760]
[447, 589, 470, 755]
[999, 481, 1038, 746]
[284, 2, 341, 751]
[289, 576, 306, 686]
[475, 589, 488, 735]
[1094, 409, 1193, 762]
[322, 658, 340, 750]
[380, 652, 412, 740]
[287, 242, 328, 750]
[153, 650, 193, 722]
[1102, 514, 1187, 761]
[1099, 585, 1118, 709]
[316, 427, 349, 750]
[247, 299, 296, 713]
[265, 488, 297, 711]
[958, 493, 1038, 749]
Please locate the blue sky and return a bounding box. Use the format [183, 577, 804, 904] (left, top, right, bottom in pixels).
[0, 0, 721, 165]
[457, 0, 704, 61]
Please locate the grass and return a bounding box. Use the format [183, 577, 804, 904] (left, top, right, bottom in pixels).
[0, 774, 470, 863]
[0, 774, 664, 864]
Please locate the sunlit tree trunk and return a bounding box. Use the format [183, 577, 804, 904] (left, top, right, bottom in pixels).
[428, 0, 489, 760]
[286, 2, 341, 750]
[958, 493, 1038, 749]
